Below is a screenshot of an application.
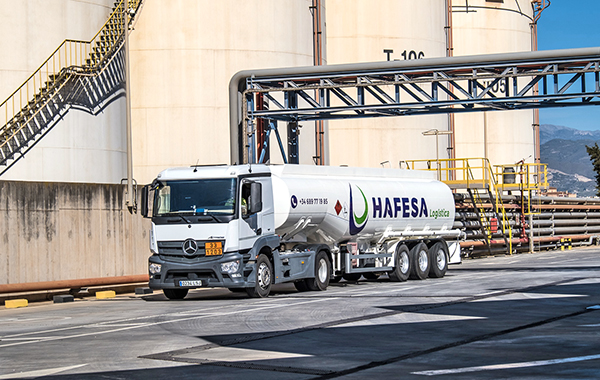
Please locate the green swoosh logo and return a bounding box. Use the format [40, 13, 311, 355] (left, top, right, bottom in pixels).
[354, 186, 368, 224]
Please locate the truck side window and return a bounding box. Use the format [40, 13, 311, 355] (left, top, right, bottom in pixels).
[241, 181, 262, 217]
[241, 183, 251, 217]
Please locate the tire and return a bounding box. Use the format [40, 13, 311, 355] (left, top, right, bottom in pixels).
[342, 273, 361, 282]
[363, 272, 380, 280]
[305, 251, 331, 291]
[428, 241, 449, 278]
[389, 244, 410, 282]
[246, 254, 272, 298]
[163, 288, 188, 300]
[409, 242, 430, 280]
[294, 280, 309, 292]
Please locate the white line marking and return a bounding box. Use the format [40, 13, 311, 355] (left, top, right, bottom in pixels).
[0, 298, 332, 349]
[0, 364, 87, 379]
[0, 297, 315, 339]
[411, 354, 600, 376]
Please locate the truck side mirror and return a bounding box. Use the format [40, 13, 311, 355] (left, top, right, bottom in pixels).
[249, 182, 262, 214]
[141, 185, 149, 218]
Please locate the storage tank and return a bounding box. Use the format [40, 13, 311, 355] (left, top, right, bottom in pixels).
[130, 0, 319, 184]
[452, 0, 536, 166]
[325, 0, 449, 169]
[0, 0, 127, 183]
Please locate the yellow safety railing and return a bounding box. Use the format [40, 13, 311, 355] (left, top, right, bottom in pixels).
[0, 0, 140, 129]
[403, 158, 493, 189]
[404, 157, 515, 253]
[493, 162, 549, 215]
[493, 162, 549, 192]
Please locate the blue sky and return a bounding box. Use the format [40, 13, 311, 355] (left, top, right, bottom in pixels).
[537, 0, 600, 130]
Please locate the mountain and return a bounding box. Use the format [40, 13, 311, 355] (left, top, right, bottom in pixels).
[540, 124, 600, 144]
[539, 125, 599, 197]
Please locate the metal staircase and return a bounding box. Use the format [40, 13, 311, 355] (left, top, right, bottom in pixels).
[0, 0, 142, 175]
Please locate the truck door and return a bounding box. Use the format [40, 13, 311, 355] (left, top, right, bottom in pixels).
[239, 179, 263, 248]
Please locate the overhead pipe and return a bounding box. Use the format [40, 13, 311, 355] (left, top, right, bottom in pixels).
[229, 46, 600, 165]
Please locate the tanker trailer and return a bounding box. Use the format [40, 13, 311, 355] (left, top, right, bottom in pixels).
[141, 164, 462, 299]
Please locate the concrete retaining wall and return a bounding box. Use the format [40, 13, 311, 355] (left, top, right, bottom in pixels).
[0, 181, 149, 286]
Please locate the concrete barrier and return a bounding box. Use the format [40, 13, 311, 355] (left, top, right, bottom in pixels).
[0, 181, 150, 288]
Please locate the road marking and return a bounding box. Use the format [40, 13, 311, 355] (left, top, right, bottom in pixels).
[0, 298, 332, 348]
[0, 298, 314, 339]
[178, 346, 312, 362]
[0, 364, 87, 379]
[411, 353, 600, 376]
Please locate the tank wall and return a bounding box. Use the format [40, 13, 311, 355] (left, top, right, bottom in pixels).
[0, 0, 128, 183]
[325, 0, 449, 169]
[130, 0, 317, 184]
[452, 0, 535, 166]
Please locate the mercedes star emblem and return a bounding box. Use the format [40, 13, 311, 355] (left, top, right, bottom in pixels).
[182, 238, 198, 255]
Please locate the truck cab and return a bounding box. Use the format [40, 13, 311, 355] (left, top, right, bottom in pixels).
[141, 165, 278, 299]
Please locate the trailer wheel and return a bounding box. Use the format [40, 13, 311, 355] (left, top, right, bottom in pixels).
[163, 288, 188, 300]
[389, 244, 410, 282]
[306, 251, 331, 291]
[428, 241, 449, 278]
[246, 254, 272, 298]
[409, 242, 430, 280]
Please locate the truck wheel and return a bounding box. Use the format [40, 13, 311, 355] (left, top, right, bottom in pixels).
[163, 288, 188, 300]
[246, 254, 272, 298]
[428, 241, 449, 278]
[389, 244, 410, 282]
[409, 242, 430, 280]
[306, 251, 330, 291]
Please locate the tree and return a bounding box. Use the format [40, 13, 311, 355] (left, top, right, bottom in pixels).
[585, 142, 600, 197]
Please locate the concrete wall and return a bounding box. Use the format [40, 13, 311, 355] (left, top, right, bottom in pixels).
[0, 181, 149, 286]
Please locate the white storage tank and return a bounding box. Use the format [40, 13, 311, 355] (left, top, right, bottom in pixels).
[452, 0, 536, 166]
[0, 0, 127, 183]
[130, 0, 319, 184]
[325, 0, 449, 169]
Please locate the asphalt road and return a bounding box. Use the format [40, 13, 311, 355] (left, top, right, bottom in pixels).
[1, 248, 599, 379]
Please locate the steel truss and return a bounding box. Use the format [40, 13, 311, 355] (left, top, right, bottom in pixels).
[229, 48, 600, 164]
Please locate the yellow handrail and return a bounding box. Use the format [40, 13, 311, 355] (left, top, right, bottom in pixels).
[0, 0, 140, 130]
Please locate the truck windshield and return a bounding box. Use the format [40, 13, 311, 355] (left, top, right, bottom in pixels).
[153, 179, 237, 217]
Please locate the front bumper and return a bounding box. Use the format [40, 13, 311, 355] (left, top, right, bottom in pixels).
[148, 252, 256, 290]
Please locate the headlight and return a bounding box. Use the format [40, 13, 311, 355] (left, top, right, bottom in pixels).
[149, 263, 162, 274]
[220, 260, 240, 274]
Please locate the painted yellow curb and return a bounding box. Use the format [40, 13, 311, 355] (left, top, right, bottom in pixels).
[5, 299, 28, 308]
[95, 290, 116, 299]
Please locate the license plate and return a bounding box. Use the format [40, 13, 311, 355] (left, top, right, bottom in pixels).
[205, 241, 223, 256]
[178, 280, 203, 287]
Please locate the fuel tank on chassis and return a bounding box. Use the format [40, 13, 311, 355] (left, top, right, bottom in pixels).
[270, 165, 455, 244]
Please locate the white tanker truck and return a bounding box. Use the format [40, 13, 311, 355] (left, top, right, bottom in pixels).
[141, 164, 463, 299]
